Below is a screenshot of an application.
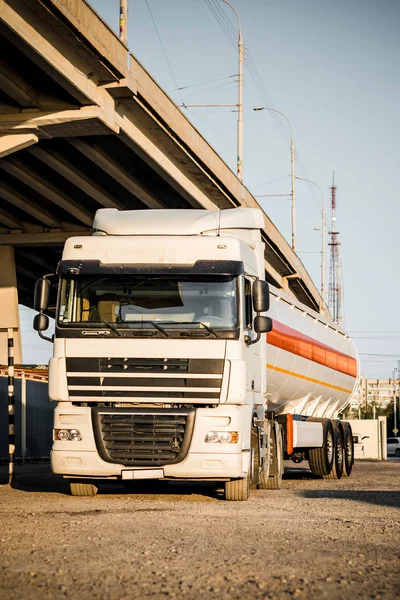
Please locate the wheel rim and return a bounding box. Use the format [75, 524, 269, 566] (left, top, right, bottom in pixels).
[326, 430, 334, 463]
[336, 436, 343, 468]
[346, 436, 353, 465]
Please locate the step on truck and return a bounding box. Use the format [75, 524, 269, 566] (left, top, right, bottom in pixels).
[33, 208, 358, 500]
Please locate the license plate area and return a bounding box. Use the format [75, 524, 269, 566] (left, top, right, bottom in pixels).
[122, 469, 164, 480]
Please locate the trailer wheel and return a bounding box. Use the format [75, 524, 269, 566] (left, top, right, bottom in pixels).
[308, 420, 334, 476]
[69, 480, 98, 497]
[342, 422, 354, 477]
[251, 422, 271, 490]
[323, 424, 344, 479]
[265, 424, 283, 490]
[224, 476, 250, 501]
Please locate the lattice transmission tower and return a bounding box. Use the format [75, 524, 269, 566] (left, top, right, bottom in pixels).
[328, 175, 343, 326]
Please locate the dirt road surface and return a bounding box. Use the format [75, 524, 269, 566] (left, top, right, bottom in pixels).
[0, 460, 399, 600]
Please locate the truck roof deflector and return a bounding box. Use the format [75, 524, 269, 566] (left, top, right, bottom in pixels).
[93, 208, 265, 236]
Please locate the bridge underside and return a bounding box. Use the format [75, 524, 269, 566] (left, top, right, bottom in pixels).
[0, 0, 325, 362]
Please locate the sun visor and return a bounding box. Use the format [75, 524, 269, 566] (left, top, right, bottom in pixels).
[57, 260, 244, 276]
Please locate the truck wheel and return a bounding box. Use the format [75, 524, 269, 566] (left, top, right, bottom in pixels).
[69, 480, 98, 497]
[265, 424, 283, 490]
[342, 422, 354, 477]
[251, 422, 271, 490]
[323, 425, 344, 479]
[308, 419, 334, 476]
[224, 476, 250, 501]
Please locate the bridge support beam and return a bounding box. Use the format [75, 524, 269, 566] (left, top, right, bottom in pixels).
[0, 133, 38, 158]
[0, 247, 22, 365]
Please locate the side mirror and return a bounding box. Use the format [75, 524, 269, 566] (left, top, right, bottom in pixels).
[34, 278, 50, 311]
[253, 280, 270, 313]
[254, 315, 273, 334]
[33, 313, 49, 332]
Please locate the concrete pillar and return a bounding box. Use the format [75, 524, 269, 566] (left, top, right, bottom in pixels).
[0, 246, 22, 365]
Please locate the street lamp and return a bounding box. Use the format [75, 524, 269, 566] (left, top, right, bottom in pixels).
[295, 176, 326, 309]
[253, 106, 296, 252]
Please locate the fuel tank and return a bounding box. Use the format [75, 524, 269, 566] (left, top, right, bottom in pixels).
[266, 286, 358, 419]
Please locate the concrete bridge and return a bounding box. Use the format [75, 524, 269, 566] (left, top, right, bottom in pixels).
[0, 0, 324, 362]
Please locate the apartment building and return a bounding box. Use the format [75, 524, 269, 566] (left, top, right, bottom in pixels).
[351, 377, 398, 409]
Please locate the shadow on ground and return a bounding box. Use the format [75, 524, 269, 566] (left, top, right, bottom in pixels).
[298, 489, 400, 508]
[0, 463, 222, 500]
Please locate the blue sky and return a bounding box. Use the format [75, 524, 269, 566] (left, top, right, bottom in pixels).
[21, 0, 400, 378]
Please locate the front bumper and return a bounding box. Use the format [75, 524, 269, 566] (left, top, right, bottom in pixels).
[51, 404, 253, 480]
[51, 449, 247, 479]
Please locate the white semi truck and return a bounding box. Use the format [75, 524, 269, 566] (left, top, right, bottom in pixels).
[34, 208, 358, 500]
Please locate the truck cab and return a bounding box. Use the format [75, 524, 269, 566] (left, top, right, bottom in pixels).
[34, 208, 272, 499]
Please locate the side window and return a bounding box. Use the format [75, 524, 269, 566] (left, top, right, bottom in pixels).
[244, 278, 253, 329]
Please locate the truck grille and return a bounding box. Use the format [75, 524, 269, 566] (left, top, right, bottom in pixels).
[66, 357, 224, 402]
[92, 408, 195, 466]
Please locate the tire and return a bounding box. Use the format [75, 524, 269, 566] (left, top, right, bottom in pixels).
[251, 421, 271, 490]
[395, 448, 400, 457]
[224, 476, 250, 501]
[69, 480, 98, 496]
[308, 419, 334, 476]
[342, 422, 354, 477]
[265, 423, 283, 490]
[323, 424, 344, 480]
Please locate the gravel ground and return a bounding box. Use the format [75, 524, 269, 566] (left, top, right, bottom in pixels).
[0, 460, 399, 600]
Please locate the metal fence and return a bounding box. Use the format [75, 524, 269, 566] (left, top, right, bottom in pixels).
[0, 377, 53, 459]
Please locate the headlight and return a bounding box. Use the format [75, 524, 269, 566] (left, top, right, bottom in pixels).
[205, 431, 238, 444]
[54, 429, 82, 441]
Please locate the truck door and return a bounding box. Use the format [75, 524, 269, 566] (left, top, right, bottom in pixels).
[244, 278, 261, 398]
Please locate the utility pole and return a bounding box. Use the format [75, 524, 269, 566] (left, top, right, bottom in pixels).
[397, 360, 400, 433]
[119, 0, 128, 45]
[328, 174, 343, 326]
[254, 107, 296, 251]
[179, 1, 243, 183]
[394, 365, 399, 435]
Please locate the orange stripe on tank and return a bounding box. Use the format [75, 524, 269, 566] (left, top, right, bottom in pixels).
[266, 363, 353, 394]
[267, 319, 357, 378]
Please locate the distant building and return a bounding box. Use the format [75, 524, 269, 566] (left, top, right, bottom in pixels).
[351, 377, 397, 410]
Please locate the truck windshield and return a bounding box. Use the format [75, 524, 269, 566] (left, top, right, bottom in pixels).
[57, 275, 239, 337]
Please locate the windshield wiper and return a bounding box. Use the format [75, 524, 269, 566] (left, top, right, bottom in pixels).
[101, 320, 122, 337]
[191, 321, 220, 339]
[136, 320, 170, 338]
[160, 321, 220, 339]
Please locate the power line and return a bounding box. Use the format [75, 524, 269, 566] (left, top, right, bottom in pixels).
[206, 0, 237, 44]
[144, 0, 184, 106]
[203, 0, 322, 210]
[184, 107, 233, 147]
[189, 80, 236, 98]
[168, 74, 236, 93]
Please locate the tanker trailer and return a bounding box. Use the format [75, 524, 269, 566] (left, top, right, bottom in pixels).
[265, 286, 358, 485]
[32, 207, 358, 500]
